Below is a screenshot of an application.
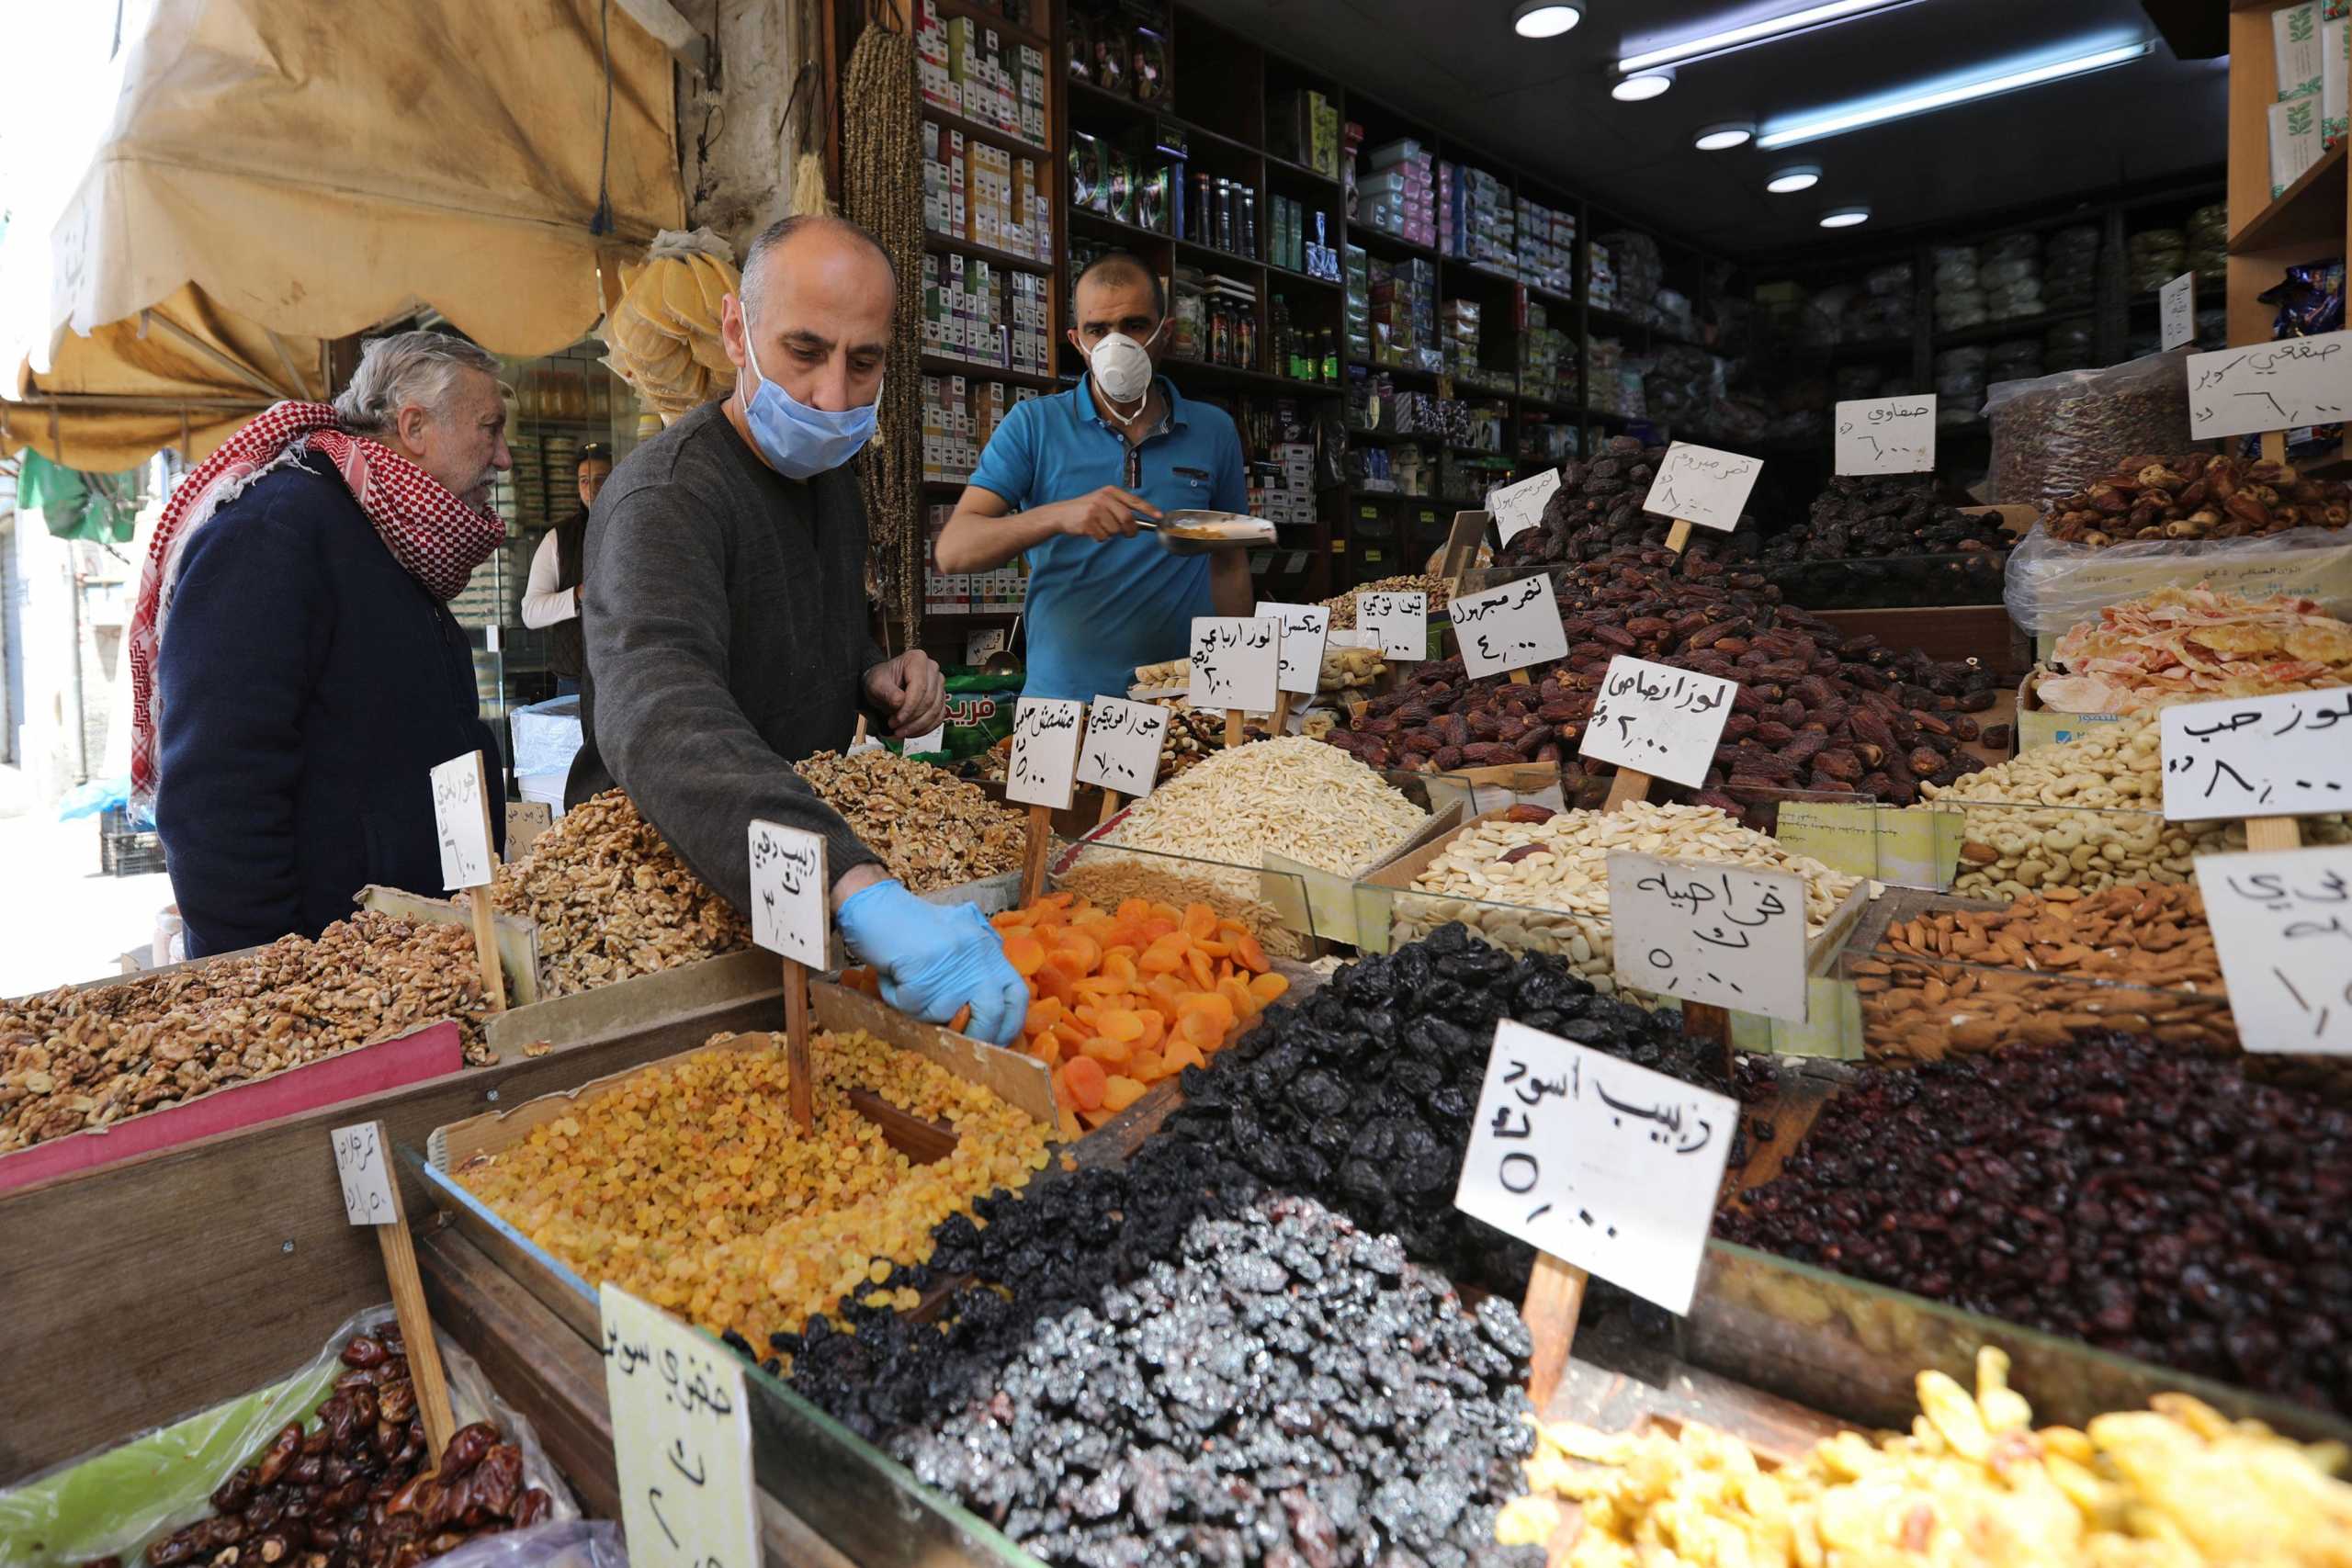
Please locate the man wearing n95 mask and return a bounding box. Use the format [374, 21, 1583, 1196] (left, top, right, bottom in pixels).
[567, 214, 1028, 1044]
[936, 251, 1251, 704]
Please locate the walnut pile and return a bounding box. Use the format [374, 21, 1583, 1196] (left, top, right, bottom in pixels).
[0, 913, 493, 1153]
[796, 750, 1026, 890]
[488, 790, 752, 998]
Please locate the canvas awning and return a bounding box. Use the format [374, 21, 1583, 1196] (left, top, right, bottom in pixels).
[2, 0, 685, 466]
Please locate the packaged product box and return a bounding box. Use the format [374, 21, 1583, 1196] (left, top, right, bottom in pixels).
[2271, 94, 2322, 196]
[2329, 17, 2350, 147]
[2278, 1, 2325, 99]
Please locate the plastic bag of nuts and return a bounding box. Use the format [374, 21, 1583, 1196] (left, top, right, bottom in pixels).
[1984, 349, 2211, 513]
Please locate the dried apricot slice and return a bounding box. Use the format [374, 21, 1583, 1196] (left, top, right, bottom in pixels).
[1001, 933, 1046, 976]
[1061, 1055, 1108, 1111]
[1102, 1075, 1147, 1112]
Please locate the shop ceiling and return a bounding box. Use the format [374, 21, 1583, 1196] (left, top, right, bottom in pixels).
[1182, 0, 2226, 257]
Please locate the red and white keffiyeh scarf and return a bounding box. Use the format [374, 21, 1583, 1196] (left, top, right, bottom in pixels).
[128, 400, 506, 813]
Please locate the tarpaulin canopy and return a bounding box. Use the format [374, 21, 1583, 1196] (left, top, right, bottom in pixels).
[2, 0, 685, 466]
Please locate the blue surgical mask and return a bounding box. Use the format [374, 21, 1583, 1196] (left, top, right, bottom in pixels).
[741, 326, 880, 479]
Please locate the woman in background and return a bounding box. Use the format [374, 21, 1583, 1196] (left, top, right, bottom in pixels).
[519, 442, 614, 696]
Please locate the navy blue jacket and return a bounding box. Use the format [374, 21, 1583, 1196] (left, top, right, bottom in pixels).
[155, 453, 505, 958]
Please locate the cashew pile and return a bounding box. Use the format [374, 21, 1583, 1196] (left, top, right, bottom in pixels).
[1921, 720, 2352, 898]
[1392, 802, 1860, 990]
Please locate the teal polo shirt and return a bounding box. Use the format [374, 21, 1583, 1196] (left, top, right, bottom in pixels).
[967, 375, 1249, 704]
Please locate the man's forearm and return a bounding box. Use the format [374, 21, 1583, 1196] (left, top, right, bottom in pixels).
[936, 502, 1058, 573]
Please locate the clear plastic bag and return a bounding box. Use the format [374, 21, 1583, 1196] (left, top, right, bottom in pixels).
[2006, 524, 2352, 637]
[1983, 255, 2040, 289]
[0, 1305, 578, 1566]
[1984, 349, 2204, 511]
[425, 1520, 629, 1568]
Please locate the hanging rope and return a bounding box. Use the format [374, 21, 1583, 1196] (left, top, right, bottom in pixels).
[590, 0, 616, 235]
[841, 19, 922, 649]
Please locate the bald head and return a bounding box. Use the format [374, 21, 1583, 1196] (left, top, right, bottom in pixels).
[724, 214, 897, 415]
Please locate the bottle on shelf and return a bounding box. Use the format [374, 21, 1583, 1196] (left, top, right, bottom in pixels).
[1319, 330, 1339, 385]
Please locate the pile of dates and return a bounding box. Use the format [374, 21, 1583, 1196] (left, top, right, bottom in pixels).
[2043, 452, 2352, 544]
[1758, 476, 2011, 608]
[1498, 436, 1760, 570]
[1322, 545, 2003, 805]
[130, 1330, 552, 1568]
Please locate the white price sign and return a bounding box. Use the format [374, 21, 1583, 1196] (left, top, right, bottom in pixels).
[1448, 574, 1568, 680]
[1834, 396, 1937, 475]
[1007, 697, 1085, 809]
[2188, 332, 2352, 439]
[1577, 656, 1737, 788]
[1641, 442, 1761, 534]
[2160, 270, 2196, 354]
[1189, 616, 1282, 711]
[1260, 602, 1330, 696]
[430, 750, 495, 891]
[1453, 1021, 1737, 1315]
[1486, 468, 1562, 546]
[747, 819, 827, 966]
[1076, 696, 1169, 796]
[601, 1283, 759, 1568]
[966, 628, 1009, 664]
[330, 1122, 396, 1226]
[1355, 590, 1428, 661]
[1607, 853, 1811, 1022]
[2195, 848, 2352, 1054]
[2161, 688, 2352, 821]
[902, 721, 947, 755]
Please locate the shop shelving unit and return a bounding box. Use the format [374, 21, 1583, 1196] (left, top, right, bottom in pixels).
[2225, 0, 2352, 470]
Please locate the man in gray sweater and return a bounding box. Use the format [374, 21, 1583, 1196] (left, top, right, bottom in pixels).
[568, 215, 1028, 1044]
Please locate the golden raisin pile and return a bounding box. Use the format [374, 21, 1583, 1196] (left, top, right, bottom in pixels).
[456, 1029, 1049, 1348]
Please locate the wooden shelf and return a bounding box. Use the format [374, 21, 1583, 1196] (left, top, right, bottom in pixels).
[1931, 307, 2096, 348]
[1351, 224, 1442, 265]
[1162, 356, 1342, 396]
[922, 102, 1050, 161]
[919, 353, 1065, 389]
[923, 231, 1056, 275]
[1265, 263, 1342, 291]
[1069, 206, 1172, 248]
[1176, 236, 1268, 274]
[2229, 141, 2348, 255]
[933, 0, 1048, 51]
[1262, 150, 1342, 189]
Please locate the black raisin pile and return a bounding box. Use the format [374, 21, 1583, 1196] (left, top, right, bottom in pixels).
[899, 1191, 1544, 1568]
[1162, 920, 1755, 1296]
[1718, 1032, 2352, 1416]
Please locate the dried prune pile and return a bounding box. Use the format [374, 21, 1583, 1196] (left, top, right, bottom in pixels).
[1498, 437, 1760, 570]
[139, 1330, 552, 1568]
[1757, 476, 2010, 608]
[1719, 1034, 2352, 1416]
[1164, 921, 1752, 1295]
[1323, 546, 2001, 807]
[902, 1193, 1544, 1568]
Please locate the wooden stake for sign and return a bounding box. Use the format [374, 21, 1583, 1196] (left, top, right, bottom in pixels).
[1602, 768, 1655, 811]
[1521, 1251, 1589, 1412]
[1225, 709, 1246, 749]
[1097, 789, 1125, 827]
[1020, 803, 1055, 906]
[1272, 690, 1295, 735]
[1508, 669, 1532, 687]
[353, 1120, 458, 1462]
[1665, 518, 1694, 554]
[783, 957, 814, 1130]
[2246, 817, 2302, 852]
[853, 713, 869, 747]
[464, 885, 507, 1015]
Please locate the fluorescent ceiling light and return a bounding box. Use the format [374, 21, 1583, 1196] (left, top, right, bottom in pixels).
[1766, 164, 1822, 192]
[1620, 0, 1906, 73]
[1694, 121, 1755, 151]
[1512, 1, 1583, 39]
[1758, 39, 2154, 148]
[1612, 69, 1675, 101]
[1819, 206, 1871, 228]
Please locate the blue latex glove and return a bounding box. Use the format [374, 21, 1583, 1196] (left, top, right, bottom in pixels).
[836, 878, 1029, 1046]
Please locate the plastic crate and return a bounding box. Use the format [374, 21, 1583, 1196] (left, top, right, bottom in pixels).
[98, 806, 167, 877]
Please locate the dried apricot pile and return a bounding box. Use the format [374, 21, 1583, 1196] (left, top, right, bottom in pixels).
[991, 894, 1288, 1136]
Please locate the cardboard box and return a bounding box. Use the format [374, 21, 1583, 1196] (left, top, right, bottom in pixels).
[2273, 94, 2323, 195]
[2017, 668, 2127, 750]
[2278, 1, 2326, 100]
[2327, 16, 2349, 146]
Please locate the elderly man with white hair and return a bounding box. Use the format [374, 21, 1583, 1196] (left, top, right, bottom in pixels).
[135, 330, 514, 957]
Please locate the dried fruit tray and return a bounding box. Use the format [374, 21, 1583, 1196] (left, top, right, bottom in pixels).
[1683, 1063, 2352, 1446]
[415, 984, 1060, 1568]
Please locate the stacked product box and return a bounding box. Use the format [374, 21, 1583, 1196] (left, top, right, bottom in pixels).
[1514, 198, 1577, 297]
[921, 376, 1038, 484]
[922, 254, 1051, 372]
[1440, 298, 1483, 385]
[2267, 2, 2344, 190]
[1587, 243, 1619, 310]
[1438, 164, 1514, 273]
[1342, 243, 1372, 359]
[1363, 255, 1438, 373]
[1269, 89, 1341, 179]
[1356, 139, 1435, 248]
[924, 121, 1054, 263]
[1588, 338, 1626, 415]
[1518, 301, 1572, 406]
[1249, 441, 1317, 528]
[917, 2, 1048, 146]
[923, 502, 1033, 616]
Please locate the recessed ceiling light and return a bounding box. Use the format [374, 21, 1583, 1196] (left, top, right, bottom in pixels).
[1693, 121, 1756, 151]
[1758, 39, 2154, 148]
[1819, 206, 1871, 228]
[1612, 69, 1675, 101]
[1621, 0, 1909, 73]
[1766, 164, 1822, 193]
[1511, 1, 1583, 39]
